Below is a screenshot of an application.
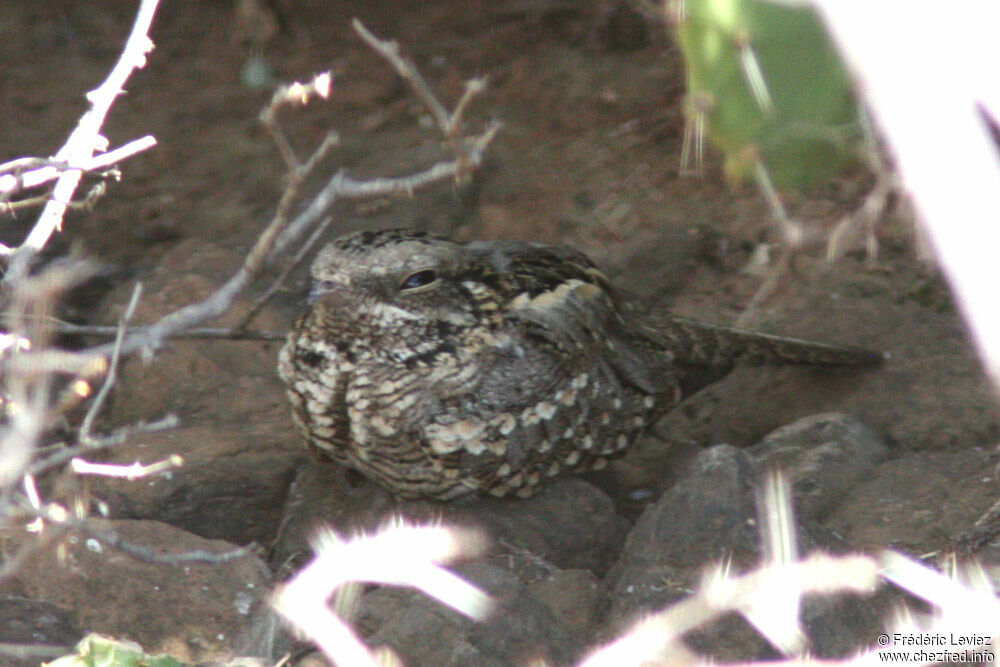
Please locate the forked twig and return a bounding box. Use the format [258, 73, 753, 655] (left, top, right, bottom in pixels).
[237, 215, 334, 330]
[84, 28, 497, 360]
[0, 136, 157, 204]
[27, 413, 178, 478]
[3, 0, 162, 280]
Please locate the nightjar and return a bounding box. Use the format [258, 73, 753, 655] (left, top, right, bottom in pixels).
[278, 229, 879, 500]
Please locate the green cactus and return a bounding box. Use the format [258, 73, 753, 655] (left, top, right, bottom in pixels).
[673, 0, 862, 190]
[45, 634, 185, 667]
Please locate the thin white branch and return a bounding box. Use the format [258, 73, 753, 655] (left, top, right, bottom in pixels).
[260, 72, 334, 170]
[70, 454, 183, 480]
[22, 475, 43, 533]
[273, 522, 491, 667]
[27, 413, 179, 477]
[0, 136, 157, 200]
[6, 0, 161, 278]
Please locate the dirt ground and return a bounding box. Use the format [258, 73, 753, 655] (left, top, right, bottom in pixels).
[3, 0, 1000, 664]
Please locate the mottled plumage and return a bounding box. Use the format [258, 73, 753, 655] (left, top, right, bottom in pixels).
[278, 229, 879, 499]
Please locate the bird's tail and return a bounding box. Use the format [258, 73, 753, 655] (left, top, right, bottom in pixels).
[658, 316, 883, 368]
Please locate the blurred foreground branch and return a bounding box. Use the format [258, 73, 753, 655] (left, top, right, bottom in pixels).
[273, 521, 492, 667]
[812, 1, 1000, 392]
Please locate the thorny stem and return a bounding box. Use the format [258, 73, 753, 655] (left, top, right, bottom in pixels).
[3, 0, 162, 280]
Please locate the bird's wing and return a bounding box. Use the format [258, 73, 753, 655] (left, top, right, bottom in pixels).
[465, 241, 656, 394]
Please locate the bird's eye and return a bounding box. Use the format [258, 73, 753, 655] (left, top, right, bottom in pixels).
[399, 269, 438, 291]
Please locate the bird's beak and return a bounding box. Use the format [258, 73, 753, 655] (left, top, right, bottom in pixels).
[308, 282, 337, 304]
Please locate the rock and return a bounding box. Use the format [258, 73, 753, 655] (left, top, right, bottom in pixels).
[103, 239, 292, 430]
[65, 425, 304, 546]
[582, 435, 701, 520]
[825, 448, 999, 555]
[0, 519, 271, 664]
[607, 445, 761, 631]
[0, 597, 82, 667]
[749, 412, 889, 522]
[272, 462, 629, 576]
[357, 561, 579, 666]
[452, 478, 630, 575]
[527, 569, 602, 639]
[356, 585, 486, 667]
[606, 444, 883, 660]
[268, 460, 404, 570]
[618, 445, 761, 573]
[465, 561, 580, 665]
[801, 593, 886, 658]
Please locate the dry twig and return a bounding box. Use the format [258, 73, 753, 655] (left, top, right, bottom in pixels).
[237, 215, 334, 330]
[2, 0, 162, 280]
[0, 136, 157, 204]
[1, 14, 497, 590]
[70, 454, 184, 480]
[84, 24, 497, 359]
[27, 413, 179, 478]
[0, 318, 285, 341]
[78, 282, 142, 444]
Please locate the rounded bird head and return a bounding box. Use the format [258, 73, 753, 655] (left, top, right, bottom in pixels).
[305, 229, 493, 353]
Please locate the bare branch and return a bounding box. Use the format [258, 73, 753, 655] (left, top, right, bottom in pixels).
[87, 82, 496, 359]
[3, 349, 108, 378]
[0, 260, 102, 489]
[5, 503, 255, 565]
[260, 72, 334, 170]
[271, 122, 499, 260]
[0, 136, 157, 204]
[0, 317, 285, 341]
[4, 0, 162, 280]
[79, 282, 142, 444]
[70, 454, 184, 480]
[237, 215, 334, 330]
[27, 413, 178, 477]
[81, 519, 254, 565]
[449, 77, 489, 137]
[21, 475, 43, 533]
[352, 19, 452, 136]
[0, 193, 52, 219]
[0, 157, 52, 175]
